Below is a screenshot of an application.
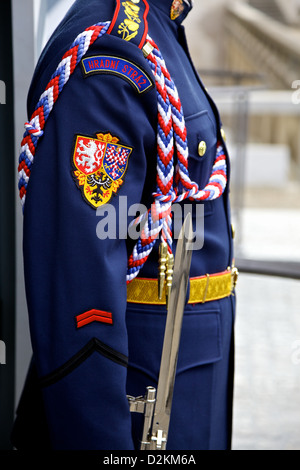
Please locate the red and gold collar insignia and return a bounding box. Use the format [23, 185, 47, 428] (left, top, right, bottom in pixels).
[72, 132, 132, 209]
[107, 0, 149, 50]
[170, 0, 185, 20]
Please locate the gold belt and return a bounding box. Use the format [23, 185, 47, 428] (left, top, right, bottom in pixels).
[127, 267, 238, 305]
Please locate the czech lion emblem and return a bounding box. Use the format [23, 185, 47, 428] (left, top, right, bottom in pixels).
[72, 132, 132, 208]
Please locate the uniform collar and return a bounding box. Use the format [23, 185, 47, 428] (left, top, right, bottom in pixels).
[148, 0, 193, 24]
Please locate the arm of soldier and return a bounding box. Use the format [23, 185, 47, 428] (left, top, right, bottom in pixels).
[22, 39, 157, 450]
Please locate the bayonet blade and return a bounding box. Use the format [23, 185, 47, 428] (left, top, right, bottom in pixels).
[150, 213, 193, 449]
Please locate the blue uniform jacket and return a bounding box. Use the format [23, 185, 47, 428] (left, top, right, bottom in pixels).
[12, 0, 236, 450]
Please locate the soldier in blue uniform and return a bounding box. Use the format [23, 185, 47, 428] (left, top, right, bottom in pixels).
[12, 0, 237, 450]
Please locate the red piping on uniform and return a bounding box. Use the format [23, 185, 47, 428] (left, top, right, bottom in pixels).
[139, 0, 150, 49]
[107, 0, 121, 35]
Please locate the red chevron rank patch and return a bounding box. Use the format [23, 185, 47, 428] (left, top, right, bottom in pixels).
[76, 309, 113, 329]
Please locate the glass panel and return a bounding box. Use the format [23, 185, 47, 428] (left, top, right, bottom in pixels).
[185, 1, 300, 450]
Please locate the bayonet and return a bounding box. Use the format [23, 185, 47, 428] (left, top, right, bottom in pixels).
[129, 213, 193, 450]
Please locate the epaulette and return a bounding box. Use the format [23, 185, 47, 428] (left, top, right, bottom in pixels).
[107, 0, 149, 50]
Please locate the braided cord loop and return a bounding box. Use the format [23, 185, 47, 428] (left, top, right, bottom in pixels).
[126, 37, 228, 283]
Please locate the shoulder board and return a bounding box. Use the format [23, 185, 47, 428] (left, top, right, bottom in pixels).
[107, 0, 149, 49]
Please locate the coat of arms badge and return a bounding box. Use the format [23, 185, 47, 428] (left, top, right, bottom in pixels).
[72, 132, 132, 208]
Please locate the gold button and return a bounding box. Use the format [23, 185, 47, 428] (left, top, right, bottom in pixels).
[198, 141, 207, 157]
[231, 223, 235, 239]
[221, 128, 226, 141]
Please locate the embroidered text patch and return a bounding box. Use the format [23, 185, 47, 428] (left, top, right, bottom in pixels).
[81, 55, 153, 94]
[72, 132, 132, 209]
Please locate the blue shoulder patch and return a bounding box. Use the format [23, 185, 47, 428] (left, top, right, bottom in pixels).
[81, 55, 153, 94]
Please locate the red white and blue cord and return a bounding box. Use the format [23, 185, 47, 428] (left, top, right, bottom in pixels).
[126, 36, 227, 282]
[17, 21, 227, 284]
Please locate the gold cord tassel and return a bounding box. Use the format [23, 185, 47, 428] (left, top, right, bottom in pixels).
[165, 252, 174, 307]
[158, 242, 168, 300]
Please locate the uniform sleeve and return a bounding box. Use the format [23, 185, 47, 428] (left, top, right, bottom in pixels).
[22, 36, 157, 450]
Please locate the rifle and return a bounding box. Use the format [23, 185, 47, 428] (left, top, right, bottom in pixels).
[128, 213, 193, 450]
